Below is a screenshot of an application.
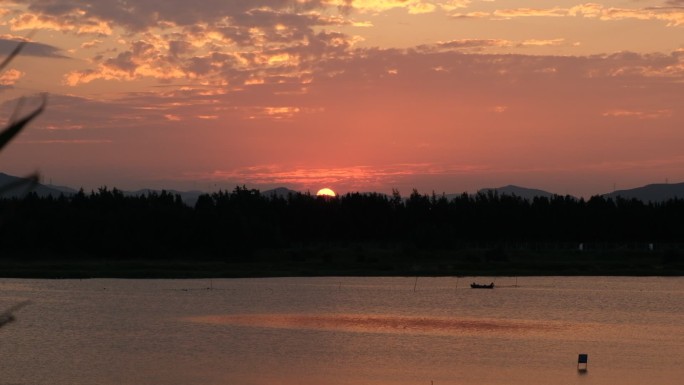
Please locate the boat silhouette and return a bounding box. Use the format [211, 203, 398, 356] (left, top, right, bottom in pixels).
[470, 282, 495, 289]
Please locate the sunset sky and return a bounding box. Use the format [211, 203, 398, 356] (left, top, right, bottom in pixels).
[1, 0, 683, 197]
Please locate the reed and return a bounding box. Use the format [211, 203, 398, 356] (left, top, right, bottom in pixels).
[0, 37, 45, 328]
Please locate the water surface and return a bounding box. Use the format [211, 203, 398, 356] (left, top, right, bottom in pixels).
[1, 277, 682, 384]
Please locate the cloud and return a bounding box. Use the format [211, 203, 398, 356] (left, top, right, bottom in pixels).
[433, 39, 511, 50]
[450, 11, 492, 19]
[330, 1, 470, 15]
[244, 106, 302, 120]
[493, 7, 568, 19]
[0, 38, 67, 58]
[23, 47, 684, 131]
[600, 6, 684, 26]
[599, 50, 684, 78]
[182, 162, 486, 191]
[13, 1, 363, 87]
[18, 139, 113, 144]
[63, 27, 359, 86]
[0, 69, 24, 86]
[80, 39, 103, 49]
[464, 3, 684, 27]
[7, 0, 361, 88]
[8, 12, 113, 35]
[518, 39, 565, 47]
[602, 109, 673, 119]
[7, 1, 347, 33]
[0, 93, 147, 131]
[164, 114, 182, 121]
[417, 38, 571, 53]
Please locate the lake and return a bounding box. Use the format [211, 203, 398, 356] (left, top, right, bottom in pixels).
[1, 277, 682, 385]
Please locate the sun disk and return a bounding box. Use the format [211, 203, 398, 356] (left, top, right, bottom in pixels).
[316, 188, 336, 197]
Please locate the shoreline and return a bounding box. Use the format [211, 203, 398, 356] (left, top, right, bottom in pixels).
[2, 250, 682, 278]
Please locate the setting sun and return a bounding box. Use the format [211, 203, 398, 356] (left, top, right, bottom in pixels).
[316, 188, 336, 197]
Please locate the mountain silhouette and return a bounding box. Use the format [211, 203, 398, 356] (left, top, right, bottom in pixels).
[262, 187, 300, 198]
[3, 171, 683, 203]
[603, 182, 684, 202]
[0, 172, 68, 198]
[476, 185, 557, 200]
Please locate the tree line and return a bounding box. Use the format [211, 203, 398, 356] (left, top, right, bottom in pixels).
[1, 186, 683, 260]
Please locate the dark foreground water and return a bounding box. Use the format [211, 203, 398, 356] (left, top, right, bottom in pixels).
[1, 277, 682, 385]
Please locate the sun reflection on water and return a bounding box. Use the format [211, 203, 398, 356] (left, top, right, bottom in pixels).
[185, 313, 572, 338]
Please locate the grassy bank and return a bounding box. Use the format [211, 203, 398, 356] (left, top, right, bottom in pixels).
[2, 246, 683, 278]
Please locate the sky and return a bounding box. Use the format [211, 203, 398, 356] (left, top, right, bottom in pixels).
[0, 0, 683, 197]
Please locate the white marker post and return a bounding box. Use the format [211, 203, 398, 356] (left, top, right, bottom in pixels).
[577, 354, 588, 372]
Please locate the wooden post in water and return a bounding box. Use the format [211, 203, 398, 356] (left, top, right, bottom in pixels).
[413, 276, 418, 292]
[577, 353, 588, 372]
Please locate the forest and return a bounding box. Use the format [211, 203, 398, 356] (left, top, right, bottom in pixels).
[0, 186, 683, 277]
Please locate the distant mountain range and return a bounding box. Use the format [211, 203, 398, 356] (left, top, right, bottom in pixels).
[603, 182, 684, 202]
[2, 172, 684, 204]
[476, 185, 557, 200]
[0, 172, 302, 205]
[474, 183, 684, 202]
[0, 172, 75, 198]
[261, 187, 300, 198]
[0, 173, 205, 205]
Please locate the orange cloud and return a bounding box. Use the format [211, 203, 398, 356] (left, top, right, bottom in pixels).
[183, 163, 487, 192]
[324, 0, 475, 16]
[474, 3, 684, 27]
[518, 39, 565, 47]
[80, 39, 103, 49]
[493, 7, 568, 19]
[10, 13, 112, 35]
[164, 114, 182, 121]
[421, 38, 571, 53]
[243, 106, 304, 120]
[18, 139, 113, 145]
[331, 0, 439, 14]
[450, 11, 492, 19]
[0, 68, 24, 85]
[599, 7, 684, 26]
[39, 124, 85, 131]
[60, 17, 359, 86]
[602, 109, 673, 119]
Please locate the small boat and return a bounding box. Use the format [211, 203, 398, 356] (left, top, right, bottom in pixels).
[470, 282, 494, 289]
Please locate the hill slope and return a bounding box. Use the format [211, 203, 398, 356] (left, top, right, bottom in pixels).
[477, 185, 557, 200]
[0, 172, 69, 198]
[604, 183, 684, 202]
